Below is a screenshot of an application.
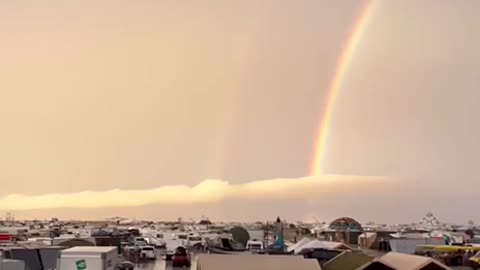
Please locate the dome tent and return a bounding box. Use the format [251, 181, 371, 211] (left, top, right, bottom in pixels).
[328, 217, 363, 232]
[228, 226, 250, 247]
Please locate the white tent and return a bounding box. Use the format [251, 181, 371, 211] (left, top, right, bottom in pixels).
[294, 239, 350, 254]
[319, 241, 351, 250]
[287, 238, 312, 253]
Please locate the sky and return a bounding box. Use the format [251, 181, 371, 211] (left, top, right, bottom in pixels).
[1, 0, 479, 223]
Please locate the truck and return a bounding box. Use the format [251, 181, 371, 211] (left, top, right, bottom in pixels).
[57, 246, 119, 270]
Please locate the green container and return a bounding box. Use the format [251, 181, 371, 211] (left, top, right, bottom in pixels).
[76, 259, 87, 270]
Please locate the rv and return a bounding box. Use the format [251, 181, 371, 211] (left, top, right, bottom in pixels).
[57, 246, 119, 270]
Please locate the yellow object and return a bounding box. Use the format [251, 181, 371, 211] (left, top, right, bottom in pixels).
[416, 245, 480, 253]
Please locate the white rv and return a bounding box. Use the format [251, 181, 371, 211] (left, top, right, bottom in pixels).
[57, 246, 119, 270]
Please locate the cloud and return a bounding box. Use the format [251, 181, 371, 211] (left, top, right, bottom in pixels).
[0, 175, 391, 210]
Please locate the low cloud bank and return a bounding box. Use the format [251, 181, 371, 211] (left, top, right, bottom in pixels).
[0, 175, 390, 210]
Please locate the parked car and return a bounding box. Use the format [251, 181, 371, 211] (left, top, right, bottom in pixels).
[133, 237, 148, 246]
[140, 245, 156, 260]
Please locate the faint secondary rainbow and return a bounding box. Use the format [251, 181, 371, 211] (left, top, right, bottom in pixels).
[310, 0, 376, 176]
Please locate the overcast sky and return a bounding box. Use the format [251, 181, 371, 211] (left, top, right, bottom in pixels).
[1, 0, 479, 223]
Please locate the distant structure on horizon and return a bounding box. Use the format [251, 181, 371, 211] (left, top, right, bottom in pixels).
[5, 212, 15, 223]
[420, 212, 440, 228]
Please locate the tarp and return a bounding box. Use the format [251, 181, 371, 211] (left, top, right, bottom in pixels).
[378, 252, 452, 270]
[389, 238, 445, 254]
[295, 240, 350, 254]
[288, 238, 311, 253]
[358, 232, 377, 239]
[389, 239, 427, 254]
[323, 251, 372, 270]
[317, 241, 351, 250]
[358, 233, 377, 249]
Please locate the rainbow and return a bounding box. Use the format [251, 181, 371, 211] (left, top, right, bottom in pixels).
[310, 0, 376, 176]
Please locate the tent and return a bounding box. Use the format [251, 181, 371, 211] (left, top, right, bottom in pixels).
[288, 238, 312, 253]
[356, 252, 452, 270]
[295, 240, 351, 254]
[317, 241, 351, 250]
[323, 251, 372, 270]
[357, 232, 377, 249]
[379, 252, 452, 270]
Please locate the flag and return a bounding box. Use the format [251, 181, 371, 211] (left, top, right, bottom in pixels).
[272, 233, 285, 250]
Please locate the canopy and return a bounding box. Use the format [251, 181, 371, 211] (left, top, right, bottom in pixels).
[356, 252, 452, 270]
[294, 239, 351, 254]
[287, 238, 311, 253]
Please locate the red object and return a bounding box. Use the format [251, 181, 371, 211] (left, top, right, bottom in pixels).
[0, 234, 15, 242]
[172, 246, 190, 267]
[172, 255, 191, 267]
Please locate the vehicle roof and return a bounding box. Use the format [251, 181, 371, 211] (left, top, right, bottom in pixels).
[197, 254, 320, 270]
[61, 246, 117, 254]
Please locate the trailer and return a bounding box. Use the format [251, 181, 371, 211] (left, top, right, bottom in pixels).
[57, 246, 119, 270]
